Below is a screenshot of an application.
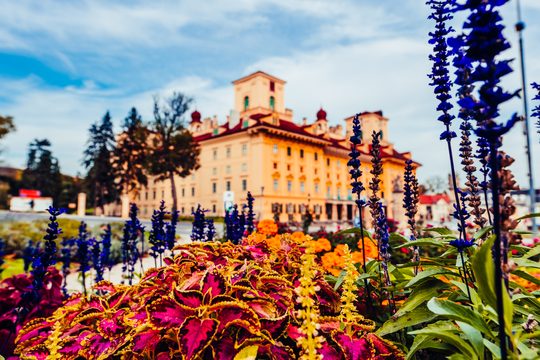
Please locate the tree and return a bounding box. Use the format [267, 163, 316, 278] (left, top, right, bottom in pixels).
[0, 115, 15, 142]
[113, 108, 149, 197]
[21, 139, 62, 203]
[83, 111, 118, 214]
[148, 93, 200, 212]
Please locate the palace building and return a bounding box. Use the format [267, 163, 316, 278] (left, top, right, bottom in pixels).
[134, 71, 419, 225]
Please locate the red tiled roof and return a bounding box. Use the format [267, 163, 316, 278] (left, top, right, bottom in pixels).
[419, 194, 451, 205]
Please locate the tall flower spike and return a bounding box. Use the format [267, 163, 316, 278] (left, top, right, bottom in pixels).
[0, 238, 5, 277]
[149, 200, 167, 266]
[206, 219, 216, 242]
[60, 238, 73, 297]
[75, 221, 91, 296]
[403, 160, 420, 272]
[100, 224, 112, 272]
[191, 205, 207, 242]
[368, 130, 383, 235]
[122, 203, 143, 284]
[427, 0, 470, 243]
[23, 240, 36, 273]
[533, 83, 540, 136]
[340, 245, 359, 333]
[91, 238, 104, 283]
[32, 206, 64, 294]
[246, 191, 255, 234]
[166, 210, 179, 250]
[454, 2, 520, 357]
[296, 245, 324, 360]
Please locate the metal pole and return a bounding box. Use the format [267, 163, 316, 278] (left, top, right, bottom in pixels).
[516, 0, 537, 233]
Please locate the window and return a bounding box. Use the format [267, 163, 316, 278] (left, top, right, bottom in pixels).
[287, 164, 291, 171]
[241, 163, 247, 172]
[226, 181, 231, 191]
[300, 149, 304, 158]
[226, 146, 231, 158]
[273, 144, 278, 154]
[337, 188, 342, 199]
[242, 179, 247, 191]
[270, 81, 275, 92]
[242, 143, 248, 155]
[273, 162, 278, 169]
[269, 96, 275, 110]
[300, 181, 305, 193]
[213, 148, 218, 160]
[327, 186, 331, 197]
[212, 204, 216, 213]
[273, 179, 279, 191]
[161, 190, 164, 199]
[315, 183, 319, 193]
[226, 165, 231, 174]
[244, 96, 249, 111]
[337, 160, 341, 169]
[242, 119, 249, 128]
[327, 158, 330, 166]
[300, 166, 303, 173]
[182, 188, 185, 197]
[145, 192, 148, 200]
[181, 207, 185, 214]
[287, 181, 292, 192]
[287, 147, 291, 156]
[315, 169, 318, 175]
[212, 167, 217, 175]
[314, 152, 318, 161]
[153, 191, 156, 200]
[191, 187, 195, 196]
[212, 182, 217, 193]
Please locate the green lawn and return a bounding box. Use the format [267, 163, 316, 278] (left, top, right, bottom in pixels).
[1, 257, 25, 278]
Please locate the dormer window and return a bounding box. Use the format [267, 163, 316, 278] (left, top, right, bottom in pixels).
[244, 96, 249, 111]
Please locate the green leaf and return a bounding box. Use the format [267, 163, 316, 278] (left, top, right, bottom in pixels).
[409, 328, 478, 358]
[450, 280, 481, 306]
[394, 238, 447, 249]
[334, 269, 347, 290]
[406, 268, 456, 288]
[482, 339, 500, 359]
[389, 232, 409, 244]
[427, 298, 494, 338]
[523, 245, 540, 259]
[377, 305, 438, 336]
[473, 226, 493, 240]
[471, 235, 497, 310]
[515, 212, 540, 221]
[512, 269, 540, 287]
[394, 279, 447, 317]
[407, 335, 453, 360]
[338, 227, 372, 239]
[423, 227, 454, 235]
[456, 321, 484, 360]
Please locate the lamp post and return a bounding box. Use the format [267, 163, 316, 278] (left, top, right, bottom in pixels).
[516, 0, 537, 233]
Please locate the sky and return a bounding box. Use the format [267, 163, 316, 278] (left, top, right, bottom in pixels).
[0, 0, 539, 187]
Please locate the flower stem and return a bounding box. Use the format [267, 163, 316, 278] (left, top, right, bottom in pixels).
[488, 141, 508, 360]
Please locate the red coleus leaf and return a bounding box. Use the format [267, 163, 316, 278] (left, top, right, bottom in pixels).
[319, 341, 343, 360]
[177, 317, 218, 359]
[260, 313, 290, 339]
[201, 270, 226, 298]
[213, 335, 236, 360]
[332, 332, 372, 360]
[366, 333, 404, 359]
[173, 289, 203, 308]
[149, 298, 196, 328]
[133, 329, 161, 352]
[210, 302, 258, 333]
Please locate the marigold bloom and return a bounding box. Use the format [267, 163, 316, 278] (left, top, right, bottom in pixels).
[257, 219, 278, 236]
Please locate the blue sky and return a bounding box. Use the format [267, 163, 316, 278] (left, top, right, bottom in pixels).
[0, 0, 539, 187]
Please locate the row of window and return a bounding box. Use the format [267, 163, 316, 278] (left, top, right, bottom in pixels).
[212, 143, 249, 160]
[272, 145, 344, 167]
[211, 163, 248, 175]
[243, 95, 276, 111]
[273, 179, 350, 196]
[212, 179, 248, 193]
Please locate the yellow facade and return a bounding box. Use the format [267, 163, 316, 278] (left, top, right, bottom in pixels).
[135, 71, 418, 226]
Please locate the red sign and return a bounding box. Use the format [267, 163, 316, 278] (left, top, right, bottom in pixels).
[19, 189, 42, 198]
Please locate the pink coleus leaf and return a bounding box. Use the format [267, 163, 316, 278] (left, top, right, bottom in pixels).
[177, 317, 218, 359]
[149, 298, 195, 328]
[173, 289, 203, 308]
[332, 332, 372, 360]
[201, 271, 226, 298]
[133, 329, 161, 352]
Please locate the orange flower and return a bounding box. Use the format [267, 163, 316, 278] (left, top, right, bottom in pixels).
[257, 219, 278, 236]
[357, 237, 378, 260]
[309, 238, 332, 253]
[266, 235, 282, 250]
[291, 231, 306, 243]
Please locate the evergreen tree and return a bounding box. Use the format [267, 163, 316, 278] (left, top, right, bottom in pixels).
[21, 139, 62, 204]
[148, 93, 200, 212]
[0, 114, 15, 143]
[113, 107, 149, 197]
[83, 111, 118, 214]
